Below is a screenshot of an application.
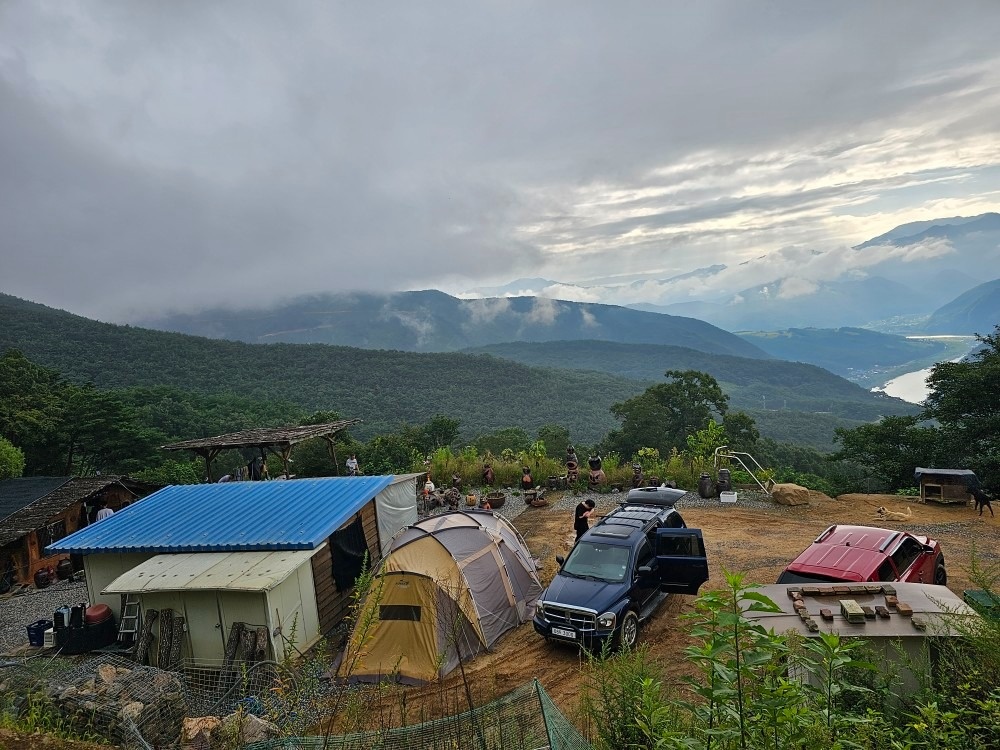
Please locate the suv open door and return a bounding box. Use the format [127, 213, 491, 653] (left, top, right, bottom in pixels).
[655, 528, 709, 594]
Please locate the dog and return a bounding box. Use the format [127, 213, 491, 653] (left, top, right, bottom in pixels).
[971, 487, 995, 518]
[875, 506, 912, 522]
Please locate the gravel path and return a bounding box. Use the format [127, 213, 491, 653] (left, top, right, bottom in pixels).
[0, 578, 88, 655]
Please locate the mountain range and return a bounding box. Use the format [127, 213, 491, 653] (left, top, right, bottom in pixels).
[140, 214, 1000, 341]
[138, 291, 769, 358]
[0, 293, 919, 449]
[479, 213, 1000, 333]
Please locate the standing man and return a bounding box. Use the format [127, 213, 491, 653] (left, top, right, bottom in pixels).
[95, 500, 114, 521]
[346, 454, 360, 476]
[574, 498, 596, 541]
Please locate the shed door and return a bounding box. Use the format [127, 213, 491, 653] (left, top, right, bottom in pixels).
[182, 591, 225, 661]
[654, 528, 709, 595]
[219, 592, 271, 659]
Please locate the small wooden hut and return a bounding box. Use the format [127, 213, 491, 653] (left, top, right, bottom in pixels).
[913, 467, 978, 505]
[0, 476, 160, 586]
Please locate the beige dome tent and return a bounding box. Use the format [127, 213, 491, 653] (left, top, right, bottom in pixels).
[338, 510, 542, 684]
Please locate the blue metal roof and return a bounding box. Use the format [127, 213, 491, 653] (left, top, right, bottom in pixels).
[46, 476, 395, 555]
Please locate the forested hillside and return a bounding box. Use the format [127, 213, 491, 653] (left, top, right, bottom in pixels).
[924, 278, 1000, 334]
[0, 294, 639, 442]
[0, 294, 910, 448]
[734, 327, 948, 379]
[464, 340, 918, 421]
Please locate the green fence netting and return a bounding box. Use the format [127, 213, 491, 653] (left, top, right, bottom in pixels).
[247, 678, 592, 750]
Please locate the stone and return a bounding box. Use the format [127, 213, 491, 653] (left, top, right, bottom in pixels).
[97, 664, 117, 684]
[182, 715, 222, 749]
[771, 483, 812, 506]
[820, 608, 833, 620]
[118, 701, 144, 722]
[215, 712, 280, 748]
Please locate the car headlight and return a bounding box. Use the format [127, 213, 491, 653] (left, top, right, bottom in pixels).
[536, 603, 545, 618]
[597, 611, 616, 629]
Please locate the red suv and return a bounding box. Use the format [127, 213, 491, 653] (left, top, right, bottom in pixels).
[777, 525, 947, 586]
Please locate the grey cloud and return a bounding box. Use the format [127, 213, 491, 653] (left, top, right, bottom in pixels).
[1, 1, 1000, 321]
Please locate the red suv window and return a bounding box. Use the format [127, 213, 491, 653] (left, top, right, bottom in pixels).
[876, 560, 896, 582]
[890, 538, 923, 577]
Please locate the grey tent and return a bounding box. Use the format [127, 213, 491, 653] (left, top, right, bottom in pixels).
[339, 510, 541, 684]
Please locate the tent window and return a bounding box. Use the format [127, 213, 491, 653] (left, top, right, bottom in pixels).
[380, 605, 421, 621]
[331, 515, 369, 591]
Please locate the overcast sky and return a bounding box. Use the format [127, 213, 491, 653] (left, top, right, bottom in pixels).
[2, 1, 1000, 322]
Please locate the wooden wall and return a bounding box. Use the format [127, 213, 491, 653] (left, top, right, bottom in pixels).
[919, 477, 971, 504]
[311, 499, 383, 636]
[9, 485, 141, 584]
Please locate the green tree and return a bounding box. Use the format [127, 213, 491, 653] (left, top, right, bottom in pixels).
[609, 370, 730, 459]
[686, 420, 728, 463]
[472, 426, 532, 457]
[722, 411, 761, 454]
[133, 458, 201, 485]
[924, 326, 1000, 490]
[421, 414, 461, 451]
[0, 349, 67, 473]
[363, 434, 421, 475]
[0, 436, 25, 479]
[830, 415, 940, 490]
[59, 384, 165, 475]
[537, 424, 571, 458]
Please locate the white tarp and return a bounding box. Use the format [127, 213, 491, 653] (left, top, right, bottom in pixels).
[376, 474, 419, 556]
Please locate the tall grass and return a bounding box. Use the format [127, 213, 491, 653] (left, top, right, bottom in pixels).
[580, 568, 1000, 750]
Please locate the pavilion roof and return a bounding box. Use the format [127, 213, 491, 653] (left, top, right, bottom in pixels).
[162, 419, 361, 453]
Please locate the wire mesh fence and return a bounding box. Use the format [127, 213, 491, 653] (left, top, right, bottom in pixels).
[0, 652, 300, 749]
[246, 679, 591, 750]
[2, 650, 590, 750]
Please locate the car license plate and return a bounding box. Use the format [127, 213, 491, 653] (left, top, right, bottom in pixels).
[552, 627, 576, 639]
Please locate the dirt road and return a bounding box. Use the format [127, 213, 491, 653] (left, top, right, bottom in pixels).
[415, 489, 1000, 720]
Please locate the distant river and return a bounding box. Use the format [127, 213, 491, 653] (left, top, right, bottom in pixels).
[875, 368, 936, 404]
[872, 335, 978, 404]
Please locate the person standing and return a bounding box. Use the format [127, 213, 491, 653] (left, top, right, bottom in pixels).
[574, 499, 596, 540]
[95, 500, 114, 521]
[346, 454, 360, 476]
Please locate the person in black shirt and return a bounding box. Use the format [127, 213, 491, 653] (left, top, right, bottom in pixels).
[574, 499, 596, 540]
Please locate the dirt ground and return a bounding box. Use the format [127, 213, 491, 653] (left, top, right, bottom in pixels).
[412, 490, 1000, 721]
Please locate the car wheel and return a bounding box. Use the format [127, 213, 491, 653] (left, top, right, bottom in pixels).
[934, 555, 947, 586]
[615, 611, 639, 651]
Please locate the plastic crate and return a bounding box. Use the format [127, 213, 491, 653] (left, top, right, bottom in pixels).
[720, 491, 738, 504]
[26, 619, 53, 647]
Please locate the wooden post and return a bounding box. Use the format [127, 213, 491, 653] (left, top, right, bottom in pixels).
[324, 436, 341, 474]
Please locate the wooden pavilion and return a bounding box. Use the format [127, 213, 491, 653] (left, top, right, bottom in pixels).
[162, 419, 361, 482]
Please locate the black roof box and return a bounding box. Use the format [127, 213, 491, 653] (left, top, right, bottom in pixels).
[625, 486, 687, 507]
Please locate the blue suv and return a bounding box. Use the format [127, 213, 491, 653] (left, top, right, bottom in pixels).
[533, 487, 709, 650]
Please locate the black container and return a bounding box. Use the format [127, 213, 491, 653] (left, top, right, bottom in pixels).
[698, 472, 714, 499]
[63, 626, 87, 655]
[717, 469, 732, 493]
[56, 559, 73, 580]
[69, 603, 87, 628]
